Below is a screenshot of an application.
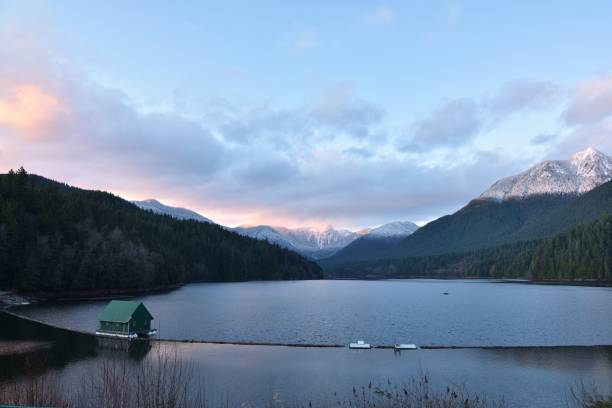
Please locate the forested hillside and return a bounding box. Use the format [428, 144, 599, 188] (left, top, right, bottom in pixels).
[326, 214, 612, 282]
[0, 169, 322, 293]
[323, 180, 612, 266]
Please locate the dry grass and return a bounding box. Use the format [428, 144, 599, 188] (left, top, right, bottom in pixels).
[0, 347, 205, 408]
[571, 382, 612, 408]
[0, 375, 68, 407]
[332, 375, 506, 408]
[1, 348, 609, 408]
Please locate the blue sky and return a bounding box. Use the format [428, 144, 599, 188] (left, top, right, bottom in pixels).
[1, 1, 612, 228]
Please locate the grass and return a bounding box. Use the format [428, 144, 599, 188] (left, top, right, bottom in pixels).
[572, 383, 612, 408]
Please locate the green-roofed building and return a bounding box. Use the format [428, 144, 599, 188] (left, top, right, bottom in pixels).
[96, 300, 156, 339]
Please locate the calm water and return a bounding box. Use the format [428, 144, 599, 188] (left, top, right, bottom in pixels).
[3, 339, 612, 408]
[13, 280, 612, 346]
[4, 280, 612, 407]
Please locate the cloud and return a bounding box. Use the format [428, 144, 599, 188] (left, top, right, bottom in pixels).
[399, 98, 481, 152]
[226, 147, 529, 228]
[563, 74, 612, 125]
[551, 121, 612, 158]
[486, 79, 559, 117]
[530, 133, 557, 145]
[312, 83, 384, 139]
[550, 73, 612, 158]
[0, 83, 67, 139]
[0, 55, 526, 228]
[232, 150, 299, 188]
[398, 79, 562, 153]
[0, 29, 552, 229]
[342, 146, 375, 158]
[0, 42, 226, 187]
[215, 83, 384, 148]
[371, 6, 397, 24]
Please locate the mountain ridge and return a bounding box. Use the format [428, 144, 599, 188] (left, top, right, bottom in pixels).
[480, 148, 612, 201]
[234, 221, 419, 259]
[132, 199, 213, 223]
[321, 148, 612, 267]
[130, 197, 420, 260]
[0, 171, 322, 292]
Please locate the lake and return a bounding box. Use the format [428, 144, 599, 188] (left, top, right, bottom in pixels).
[13, 279, 612, 346]
[4, 279, 612, 407]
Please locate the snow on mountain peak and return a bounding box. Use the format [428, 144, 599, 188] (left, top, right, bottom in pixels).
[570, 147, 600, 162]
[132, 199, 213, 223]
[234, 221, 418, 259]
[480, 148, 612, 201]
[365, 221, 419, 238]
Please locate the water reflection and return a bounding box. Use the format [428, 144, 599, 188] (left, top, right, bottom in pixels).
[478, 346, 612, 373]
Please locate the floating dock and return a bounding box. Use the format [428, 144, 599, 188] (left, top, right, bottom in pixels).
[349, 340, 371, 349]
[394, 343, 417, 350]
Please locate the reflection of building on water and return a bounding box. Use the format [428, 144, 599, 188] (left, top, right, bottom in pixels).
[96, 337, 153, 360]
[96, 300, 157, 339]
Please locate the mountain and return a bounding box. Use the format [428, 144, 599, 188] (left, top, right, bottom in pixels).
[232, 225, 289, 248]
[321, 148, 612, 267]
[322, 221, 419, 264]
[0, 170, 322, 293]
[131, 198, 418, 260]
[234, 225, 363, 259]
[362, 221, 419, 238]
[480, 148, 612, 201]
[326, 214, 612, 283]
[132, 199, 213, 223]
[235, 222, 420, 259]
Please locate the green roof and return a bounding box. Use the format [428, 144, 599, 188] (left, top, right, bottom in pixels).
[98, 300, 153, 323]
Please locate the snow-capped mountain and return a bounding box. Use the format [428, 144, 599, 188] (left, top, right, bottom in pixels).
[234, 222, 419, 259]
[231, 225, 289, 246]
[276, 226, 361, 251]
[132, 199, 214, 223]
[319, 221, 419, 264]
[131, 198, 419, 260]
[362, 221, 419, 238]
[480, 148, 612, 201]
[233, 225, 363, 259]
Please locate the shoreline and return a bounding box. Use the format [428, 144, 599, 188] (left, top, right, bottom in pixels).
[24, 284, 183, 302]
[327, 276, 612, 287]
[2, 277, 610, 307]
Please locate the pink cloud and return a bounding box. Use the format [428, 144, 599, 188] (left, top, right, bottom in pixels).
[0, 83, 67, 139]
[563, 74, 612, 124]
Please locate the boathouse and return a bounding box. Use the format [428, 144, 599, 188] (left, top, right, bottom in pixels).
[96, 300, 156, 339]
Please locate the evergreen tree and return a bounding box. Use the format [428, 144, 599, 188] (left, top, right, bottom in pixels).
[0, 171, 322, 293]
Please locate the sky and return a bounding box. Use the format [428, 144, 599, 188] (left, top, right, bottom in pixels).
[1, 1, 612, 229]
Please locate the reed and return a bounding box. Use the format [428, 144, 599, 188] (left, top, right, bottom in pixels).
[1, 347, 609, 407]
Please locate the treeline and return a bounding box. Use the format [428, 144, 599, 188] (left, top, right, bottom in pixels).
[326, 215, 612, 282]
[0, 169, 322, 293]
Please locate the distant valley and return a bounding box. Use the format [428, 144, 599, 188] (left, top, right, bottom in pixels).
[133, 201, 419, 260]
[133, 147, 612, 282]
